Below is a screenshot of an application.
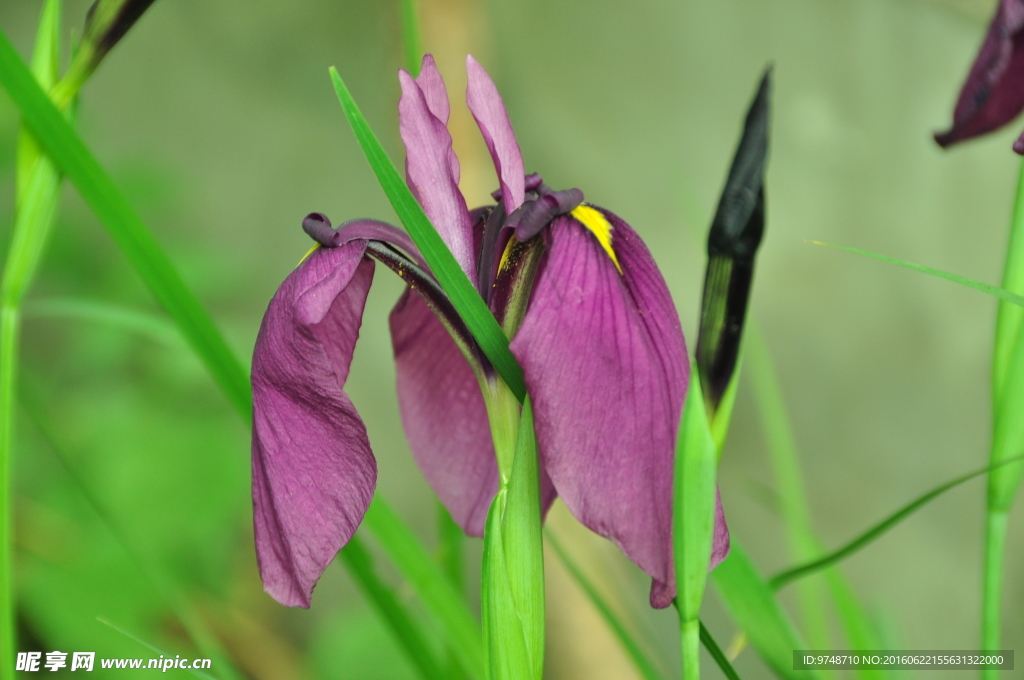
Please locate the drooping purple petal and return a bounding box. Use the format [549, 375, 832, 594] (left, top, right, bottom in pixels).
[510, 209, 694, 608]
[935, 0, 1024, 149]
[398, 68, 476, 278]
[390, 289, 557, 535]
[466, 55, 525, 213]
[252, 242, 377, 607]
[303, 214, 425, 267]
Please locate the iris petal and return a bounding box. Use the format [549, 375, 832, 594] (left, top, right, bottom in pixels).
[390, 288, 558, 535]
[466, 55, 526, 213]
[935, 0, 1024, 149]
[510, 209, 708, 608]
[398, 68, 476, 278]
[252, 243, 377, 607]
[390, 289, 499, 535]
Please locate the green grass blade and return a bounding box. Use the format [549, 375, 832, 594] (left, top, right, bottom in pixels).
[994, 158, 1024, 396]
[363, 496, 485, 680]
[25, 297, 185, 347]
[96, 618, 219, 680]
[748, 325, 888, 679]
[328, 67, 527, 402]
[546, 531, 667, 680]
[769, 454, 1024, 590]
[339, 536, 446, 680]
[699, 621, 743, 680]
[808, 240, 1024, 310]
[711, 541, 820, 680]
[0, 27, 252, 420]
[674, 374, 718, 680]
[0, 6, 64, 675]
[399, 0, 423, 76]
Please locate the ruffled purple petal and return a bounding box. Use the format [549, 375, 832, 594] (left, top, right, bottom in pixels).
[466, 55, 525, 213]
[510, 209, 692, 608]
[252, 243, 377, 607]
[390, 289, 557, 535]
[935, 0, 1024, 149]
[398, 68, 475, 278]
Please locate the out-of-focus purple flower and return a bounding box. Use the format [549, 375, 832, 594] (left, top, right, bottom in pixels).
[934, 0, 1024, 153]
[251, 54, 729, 609]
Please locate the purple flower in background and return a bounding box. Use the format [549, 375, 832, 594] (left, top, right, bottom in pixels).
[934, 0, 1024, 152]
[251, 54, 729, 609]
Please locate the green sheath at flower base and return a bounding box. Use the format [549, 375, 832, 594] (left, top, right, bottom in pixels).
[674, 374, 719, 680]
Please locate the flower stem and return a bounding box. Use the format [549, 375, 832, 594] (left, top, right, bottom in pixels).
[0, 307, 18, 680]
[680, 618, 700, 680]
[981, 509, 1007, 676]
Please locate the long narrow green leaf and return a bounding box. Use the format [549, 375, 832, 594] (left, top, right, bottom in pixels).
[699, 622, 743, 680]
[711, 541, 821, 680]
[0, 27, 252, 420]
[96, 618, 219, 680]
[339, 536, 446, 680]
[808, 240, 1024, 310]
[1, 6, 64, 675]
[546, 531, 667, 680]
[770, 454, 1024, 590]
[328, 67, 527, 402]
[362, 497, 485, 680]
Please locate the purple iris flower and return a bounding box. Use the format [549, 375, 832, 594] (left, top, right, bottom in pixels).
[251, 54, 729, 610]
[934, 0, 1024, 152]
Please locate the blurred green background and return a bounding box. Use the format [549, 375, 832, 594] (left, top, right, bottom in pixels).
[1, 0, 1022, 677]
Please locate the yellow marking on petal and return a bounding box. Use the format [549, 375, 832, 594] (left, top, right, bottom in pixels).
[497, 234, 517, 274]
[571, 204, 622, 274]
[298, 243, 321, 266]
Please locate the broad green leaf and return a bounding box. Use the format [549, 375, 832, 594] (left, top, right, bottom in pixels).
[808, 240, 1024, 310]
[0, 27, 252, 420]
[363, 497, 485, 680]
[546, 531, 667, 680]
[711, 542, 820, 680]
[328, 67, 527, 402]
[674, 374, 717, 680]
[339, 536, 446, 680]
[769, 454, 1024, 590]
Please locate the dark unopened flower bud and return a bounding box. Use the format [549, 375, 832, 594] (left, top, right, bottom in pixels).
[696, 67, 771, 416]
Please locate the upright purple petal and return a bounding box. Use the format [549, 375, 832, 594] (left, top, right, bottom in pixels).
[510, 209, 690, 608]
[415, 54, 460, 183]
[466, 55, 525, 213]
[390, 289, 557, 535]
[935, 0, 1024, 148]
[252, 243, 377, 607]
[399, 69, 476, 277]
